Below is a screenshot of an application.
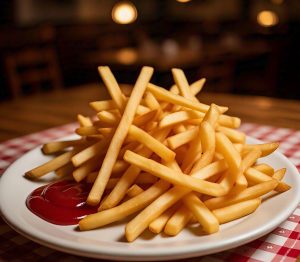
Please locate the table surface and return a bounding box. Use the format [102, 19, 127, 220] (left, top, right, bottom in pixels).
[0, 83, 299, 142]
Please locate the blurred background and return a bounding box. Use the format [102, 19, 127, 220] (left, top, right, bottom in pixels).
[0, 0, 300, 100]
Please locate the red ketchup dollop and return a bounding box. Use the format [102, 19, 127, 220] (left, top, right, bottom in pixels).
[26, 180, 98, 225]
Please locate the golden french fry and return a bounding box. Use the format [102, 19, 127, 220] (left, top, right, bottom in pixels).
[147, 83, 228, 113]
[159, 110, 203, 128]
[73, 156, 102, 182]
[98, 66, 127, 111]
[72, 137, 111, 167]
[128, 125, 175, 162]
[172, 68, 195, 100]
[126, 184, 144, 198]
[143, 91, 162, 116]
[79, 179, 170, 231]
[76, 126, 99, 136]
[241, 149, 261, 172]
[182, 193, 219, 234]
[253, 163, 274, 176]
[132, 109, 158, 127]
[164, 205, 193, 236]
[100, 128, 171, 210]
[97, 111, 120, 124]
[217, 126, 246, 144]
[87, 67, 154, 206]
[170, 78, 206, 97]
[77, 114, 93, 127]
[42, 139, 85, 155]
[181, 103, 220, 172]
[204, 179, 278, 210]
[167, 127, 198, 150]
[124, 150, 227, 197]
[212, 198, 261, 224]
[243, 142, 279, 157]
[202, 104, 220, 127]
[98, 127, 114, 136]
[26, 148, 80, 178]
[218, 115, 241, 129]
[90, 100, 116, 112]
[244, 167, 290, 192]
[149, 204, 179, 234]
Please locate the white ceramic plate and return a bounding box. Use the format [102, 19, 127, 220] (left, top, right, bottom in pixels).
[0, 136, 299, 261]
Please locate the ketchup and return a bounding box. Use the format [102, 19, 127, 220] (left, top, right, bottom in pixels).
[26, 179, 98, 225]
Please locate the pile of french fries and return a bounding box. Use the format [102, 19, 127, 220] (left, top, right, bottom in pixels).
[26, 66, 291, 242]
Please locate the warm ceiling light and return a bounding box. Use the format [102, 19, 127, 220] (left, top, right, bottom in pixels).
[112, 1, 137, 24]
[176, 0, 192, 2]
[116, 48, 138, 65]
[271, 0, 284, 5]
[257, 10, 279, 27]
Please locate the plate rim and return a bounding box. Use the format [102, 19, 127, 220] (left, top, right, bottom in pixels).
[1, 135, 300, 261]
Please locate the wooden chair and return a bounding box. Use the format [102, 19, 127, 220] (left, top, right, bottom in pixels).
[4, 47, 63, 98]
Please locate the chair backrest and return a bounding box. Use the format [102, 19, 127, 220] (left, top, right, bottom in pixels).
[5, 47, 63, 98]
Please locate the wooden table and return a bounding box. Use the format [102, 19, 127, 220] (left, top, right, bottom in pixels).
[0, 83, 299, 142]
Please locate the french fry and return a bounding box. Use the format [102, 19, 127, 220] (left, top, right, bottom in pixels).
[244, 168, 289, 192]
[143, 91, 162, 117]
[98, 127, 114, 136]
[132, 109, 158, 127]
[149, 204, 179, 234]
[159, 110, 203, 128]
[87, 67, 154, 206]
[128, 125, 175, 162]
[76, 126, 99, 136]
[182, 193, 219, 234]
[204, 179, 278, 210]
[98, 66, 127, 111]
[170, 78, 206, 97]
[147, 83, 228, 113]
[77, 114, 93, 127]
[97, 111, 120, 124]
[73, 156, 102, 182]
[26, 148, 80, 179]
[124, 150, 227, 197]
[212, 198, 261, 224]
[79, 179, 170, 231]
[100, 128, 171, 210]
[167, 127, 198, 150]
[243, 142, 279, 157]
[164, 205, 193, 236]
[202, 104, 220, 127]
[72, 137, 111, 167]
[87, 172, 157, 187]
[90, 100, 116, 112]
[172, 68, 196, 100]
[217, 126, 246, 144]
[42, 139, 85, 155]
[126, 184, 144, 198]
[218, 115, 241, 129]
[253, 163, 274, 176]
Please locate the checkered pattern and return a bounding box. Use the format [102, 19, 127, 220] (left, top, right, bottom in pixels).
[0, 122, 299, 262]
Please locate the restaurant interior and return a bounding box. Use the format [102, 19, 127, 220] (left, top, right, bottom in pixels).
[0, 2, 300, 261]
[0, 0, 300, 101]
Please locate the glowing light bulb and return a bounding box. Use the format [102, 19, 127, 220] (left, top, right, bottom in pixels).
[112, 1, 137, 24]
[176, 0, 192, 2]
[257, 10, 279, 27]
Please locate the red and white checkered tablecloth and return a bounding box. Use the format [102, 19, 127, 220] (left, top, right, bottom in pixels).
[0, 122, 299, 262]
